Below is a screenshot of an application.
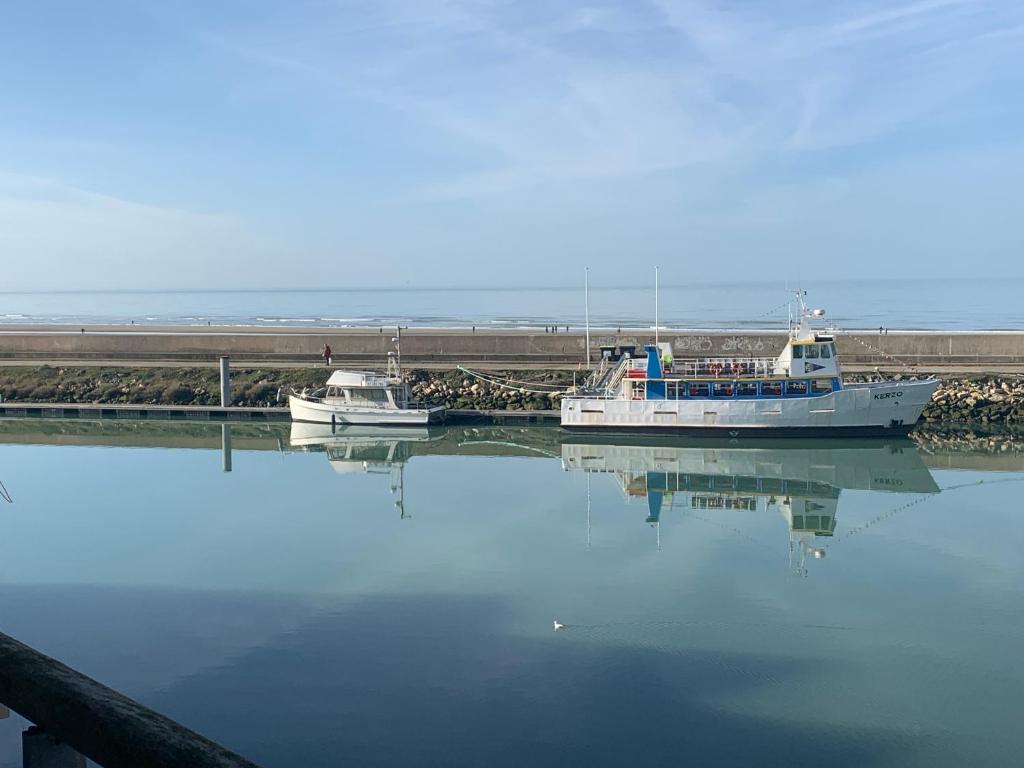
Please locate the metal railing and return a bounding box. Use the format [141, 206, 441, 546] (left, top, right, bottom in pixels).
[667, 357, 784, 379]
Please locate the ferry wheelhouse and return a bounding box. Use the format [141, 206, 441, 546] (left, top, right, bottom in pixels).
[561, 302, 940, 437]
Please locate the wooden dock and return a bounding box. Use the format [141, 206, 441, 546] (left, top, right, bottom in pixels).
[0, 402, 560, 425]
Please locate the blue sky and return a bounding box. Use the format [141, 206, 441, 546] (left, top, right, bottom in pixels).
[1, 0, 1022, 290]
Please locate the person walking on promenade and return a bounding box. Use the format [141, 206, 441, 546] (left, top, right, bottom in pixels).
[322, 343, 332, 367]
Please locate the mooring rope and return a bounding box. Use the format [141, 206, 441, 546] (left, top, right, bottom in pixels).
[840, 332, 918, 372]
[0, 479, 12, 504]
[456, 366, 568, 395]
[834, 476, 1024, 542]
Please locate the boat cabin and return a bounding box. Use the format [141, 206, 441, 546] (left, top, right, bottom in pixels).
[615, 332, 843, 403]
[321, 370, 411, 410]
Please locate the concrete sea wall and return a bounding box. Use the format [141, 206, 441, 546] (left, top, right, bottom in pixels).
[0, 326, 1022, 371]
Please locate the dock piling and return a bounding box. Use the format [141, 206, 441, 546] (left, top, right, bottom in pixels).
[219, 356, 230, 407]
[222, 424, 233, 473]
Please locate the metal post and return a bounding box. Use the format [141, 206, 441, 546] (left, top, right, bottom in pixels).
[219, 356, 230, 408]
[584, 267, 590, 365]
[221, 425, 232, 473]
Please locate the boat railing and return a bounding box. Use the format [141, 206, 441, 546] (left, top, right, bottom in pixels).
[623, 358, 649, 378]
[668, 357, 785, 379]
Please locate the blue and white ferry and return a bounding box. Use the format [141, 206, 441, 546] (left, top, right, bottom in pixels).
[561, 301, 940, 437]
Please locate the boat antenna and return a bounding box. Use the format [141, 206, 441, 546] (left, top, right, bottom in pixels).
[584, 266, 591, 365]
[654, 265, 660, 347]
[390, 327, 402, 379]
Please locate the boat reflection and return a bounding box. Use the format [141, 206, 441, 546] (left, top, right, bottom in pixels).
[561, 438, 940, 575]
[289, 422, 444, 518]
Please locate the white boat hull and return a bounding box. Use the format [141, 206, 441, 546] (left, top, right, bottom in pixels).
[560, 380, 940, 436]
[289, 395, 445, 426]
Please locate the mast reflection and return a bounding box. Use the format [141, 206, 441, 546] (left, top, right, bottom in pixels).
[290, 422, 442, 518]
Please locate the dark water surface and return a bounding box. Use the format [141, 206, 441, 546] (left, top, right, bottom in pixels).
[0, 421, 1021, 767]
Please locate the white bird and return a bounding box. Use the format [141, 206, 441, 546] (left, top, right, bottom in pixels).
[553, 620, 565, 631]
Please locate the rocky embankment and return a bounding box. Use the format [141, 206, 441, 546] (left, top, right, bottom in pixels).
[2, 367, 1024, 423]
[919, 376, 1024, 424]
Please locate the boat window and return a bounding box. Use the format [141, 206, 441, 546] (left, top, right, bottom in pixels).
[712, 382, 734, 398]
[820, 344, 831, 359]
[688, 382, 710, 398]
[811, 379, 833, 394]
[736, 381, 758, 397]
[786, 380, 808, 396]
[761, 381, 782, 397]
[805, 345, 819, 359]
[791, 345, 803, 359]
[348, 388, 390, 407]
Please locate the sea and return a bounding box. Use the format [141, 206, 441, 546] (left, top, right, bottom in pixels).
[0, 421, 1022, 767]
[2, 278, 1023, 330]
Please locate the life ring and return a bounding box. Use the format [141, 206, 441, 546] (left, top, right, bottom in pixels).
[709, 362, 723, 377]
[730, 361, 743, 376]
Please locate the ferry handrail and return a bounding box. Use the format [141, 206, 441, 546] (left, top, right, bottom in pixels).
[667, 357, 786, 378]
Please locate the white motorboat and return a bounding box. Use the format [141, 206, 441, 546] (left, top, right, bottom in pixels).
[289, 369, 445, 425]
[562, 294, 940, 437]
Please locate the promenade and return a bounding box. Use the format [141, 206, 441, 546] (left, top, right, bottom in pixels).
[1, 324, 1022, 373]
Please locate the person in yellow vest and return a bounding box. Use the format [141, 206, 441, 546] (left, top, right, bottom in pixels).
[661, 349, 673, 373]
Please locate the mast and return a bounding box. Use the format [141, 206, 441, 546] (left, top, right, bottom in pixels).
[654, 266, 660, 347]
[584, 266, 591, 365]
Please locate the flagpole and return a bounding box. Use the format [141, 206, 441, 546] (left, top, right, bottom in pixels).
[584, 266, 591, 364]
[654, 265, 660, 348]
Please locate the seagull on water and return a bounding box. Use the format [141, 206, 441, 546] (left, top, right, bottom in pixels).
[553, 620, 565, 631]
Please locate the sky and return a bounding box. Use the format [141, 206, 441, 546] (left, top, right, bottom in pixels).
[1, 0, 1022, 290]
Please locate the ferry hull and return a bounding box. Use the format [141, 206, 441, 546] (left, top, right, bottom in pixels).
[560, 380, 939, 437]
[289, 395, 445, 426]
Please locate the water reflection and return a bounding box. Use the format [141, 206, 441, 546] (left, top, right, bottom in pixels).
[283, 421, 950, 577]
[561, 439, 939, 575]
[1, 419, 1023, 766]
[289, 422, 446, 518]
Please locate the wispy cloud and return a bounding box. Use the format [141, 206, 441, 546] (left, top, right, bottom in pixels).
[0, 173, 291, 290]
[200, 0, 1023, 198]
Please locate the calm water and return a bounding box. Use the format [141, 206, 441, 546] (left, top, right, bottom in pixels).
[3, 278, 1024, 330]
[0, 421, 1022, 767]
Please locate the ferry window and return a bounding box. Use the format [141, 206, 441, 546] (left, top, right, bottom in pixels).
[820, 344, 831, 359]
[761, 381, 782, 397]
[786, 380, 808, 396]
[791, 345, 803, 359]
[688, 382, 710, 398]
[712, 382, 734, 398]
[736, 381, 758, 397]
[805, 345, 819, 359]
[811, 379, 833, 394]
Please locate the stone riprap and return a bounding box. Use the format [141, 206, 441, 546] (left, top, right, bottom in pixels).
[1, 366, 1024, 424]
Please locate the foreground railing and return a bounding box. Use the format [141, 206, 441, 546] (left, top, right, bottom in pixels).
[0, 630, 260, 768]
